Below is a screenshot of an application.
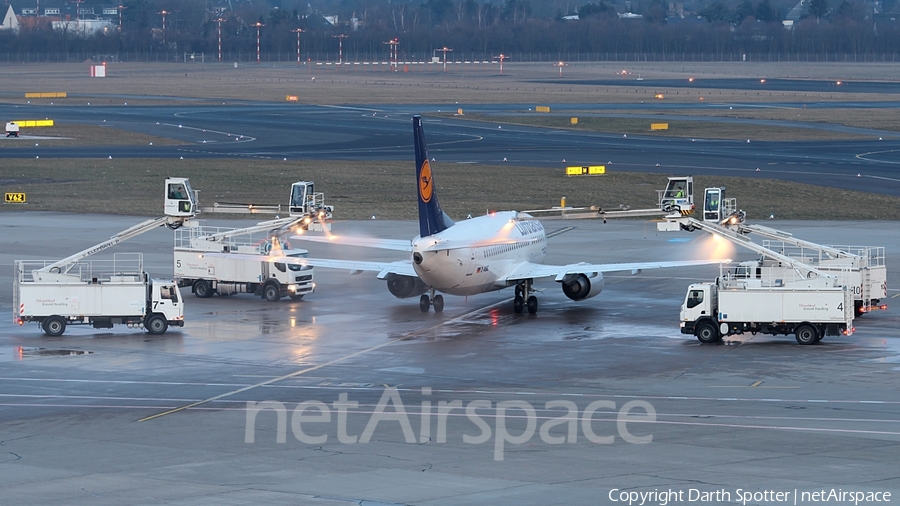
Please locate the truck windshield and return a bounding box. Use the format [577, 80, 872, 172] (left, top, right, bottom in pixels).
[705, 190, 720, 212]
[290, 185, 306, 208]
[686, 289, 704, 309]
[168, 183, 188, 200]
[160, 285, 177, 300]
[665, 181, 686, 199]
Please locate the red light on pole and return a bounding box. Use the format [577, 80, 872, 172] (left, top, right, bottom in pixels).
[292, 28, 305, 66]
[383, 38, 399, 71]
[252, 22, 265, 64]
[158, 10, 169, 46]
[435, 46, 453, 72]
[117, 4, 125, 32]
[555, 61, 567, 77]
[216, 18, 224, 62]
[495, 54, 508, 74]
[334, 34, 348, 66]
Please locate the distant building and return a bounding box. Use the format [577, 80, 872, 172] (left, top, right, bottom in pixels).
[783, 0, 805, 27]
[1, 5, 19, 31]
[52, 19, 115, 36]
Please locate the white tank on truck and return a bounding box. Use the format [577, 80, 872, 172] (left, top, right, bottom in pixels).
[173, 217, 314, 302]
[14, 254, 184, 336]
[680, 265, 854, 345]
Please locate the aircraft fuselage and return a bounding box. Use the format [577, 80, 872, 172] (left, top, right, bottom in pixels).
[411, 211, 547, 296]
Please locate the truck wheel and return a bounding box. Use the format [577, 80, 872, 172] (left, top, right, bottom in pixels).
[194, 280, 213, 298]
[695, 322, 720, 344]
[42, 316, 67, 337]
[263, 283, 281, 302]
[795, 324, 818, 345]
[145, 314, 168, 335]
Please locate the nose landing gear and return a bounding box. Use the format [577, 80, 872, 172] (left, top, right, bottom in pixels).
[514, 279, 538, 315]
[419, 288, 444, 313]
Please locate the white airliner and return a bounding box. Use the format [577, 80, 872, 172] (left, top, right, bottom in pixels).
[228, 116, 726, 314]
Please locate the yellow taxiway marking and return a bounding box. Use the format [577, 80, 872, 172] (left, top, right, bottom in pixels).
[138, 300, 507, 422]
[750, 380, 763, 387]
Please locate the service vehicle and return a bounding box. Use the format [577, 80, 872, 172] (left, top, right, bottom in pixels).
[12, 177, 198, 336]
[174, 217, 315, 302]
[680, 264, 854, 345]
[5, 121, 19, 137]
[14, 254, 183, 336]
[662, 186, 887, 317]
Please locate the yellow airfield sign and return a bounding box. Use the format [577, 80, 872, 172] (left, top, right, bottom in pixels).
[565, 165, 606, 176]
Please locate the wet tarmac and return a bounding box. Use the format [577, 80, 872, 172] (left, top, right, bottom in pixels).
[0, 212, 898, 505]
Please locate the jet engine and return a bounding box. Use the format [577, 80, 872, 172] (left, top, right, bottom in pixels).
[560, 272, 604, 301]
[386, 273, 429, 299]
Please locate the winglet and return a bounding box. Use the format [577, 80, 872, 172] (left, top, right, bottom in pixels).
[413, 115, 454, 237]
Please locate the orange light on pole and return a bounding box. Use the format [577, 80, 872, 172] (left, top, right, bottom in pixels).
[252, 22, 265, 64]
[292, 28, 305, 66]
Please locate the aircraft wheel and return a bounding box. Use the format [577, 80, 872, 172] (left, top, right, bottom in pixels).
[42, 316, 67, 337]
[433, 294, 444, 313]
[526, 296, 538, 314]
[419, 294, 430, 313]
[513, 295, 524, 314]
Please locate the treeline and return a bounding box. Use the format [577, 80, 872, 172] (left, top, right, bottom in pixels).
[0, 0, 895, 58]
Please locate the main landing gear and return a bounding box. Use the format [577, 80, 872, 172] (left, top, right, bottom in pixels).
[513, 279, 538, 315]
[419, 288, 444, 313]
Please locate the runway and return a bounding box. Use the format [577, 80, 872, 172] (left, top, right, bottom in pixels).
[2, 102, 900, 197]
[0, 213, 898, 505]
[1, 82, 900, 503]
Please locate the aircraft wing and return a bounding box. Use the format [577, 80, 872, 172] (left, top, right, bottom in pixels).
[201, 252, 417, 279]
[291, 234, 413, 252]
[300, 258, 417, 279]
[504, 259, 730, 282]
